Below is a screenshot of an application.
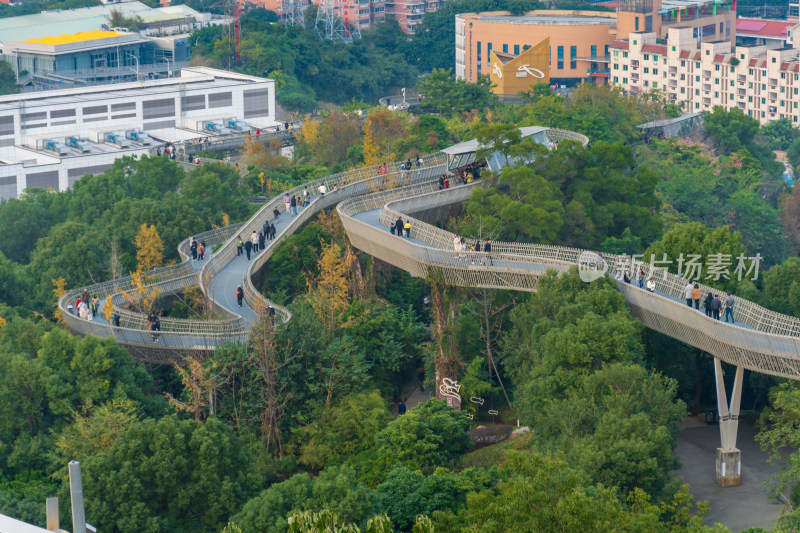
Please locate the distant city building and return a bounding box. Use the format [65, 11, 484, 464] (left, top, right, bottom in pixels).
[243, 0, 437, 33]
[456, 1, 735, 95]
[0, 2, 229, 90]
[736, 17, 797, 47]
[609, 26, 800, 125]
[0, 67, 277, 200]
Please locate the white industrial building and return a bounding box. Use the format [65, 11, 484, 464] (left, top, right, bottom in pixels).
[0, 67, 276, 200]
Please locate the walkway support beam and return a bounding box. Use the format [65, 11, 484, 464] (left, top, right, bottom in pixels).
[713, 357, 744, 487]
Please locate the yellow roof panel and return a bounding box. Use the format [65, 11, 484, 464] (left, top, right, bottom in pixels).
[25, 30, 123, 46]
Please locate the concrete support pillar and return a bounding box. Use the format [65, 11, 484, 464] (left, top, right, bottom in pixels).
[69, 461, 87, 533]
[713, 358, 744, 487]
[46, 497, 59, 531]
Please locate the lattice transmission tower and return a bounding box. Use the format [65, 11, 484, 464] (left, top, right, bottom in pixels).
[315, 0, 361, 43]
[282, 0, 307, 27]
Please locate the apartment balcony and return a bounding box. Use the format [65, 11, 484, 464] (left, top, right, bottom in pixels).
[770, 92, 778, 100]
[738, 102, 746, 109]
[703, 70, 712, 77]
[631, 73, 640, 80]
[703, 97, 712, 105]
[703, 84, 712, 92]
[669, 79, 677, 87]
[770, 79, 778, 87]
[738, 75, 746, 82]
[737, 89, 746, 96]
[669, 66, 678, 74]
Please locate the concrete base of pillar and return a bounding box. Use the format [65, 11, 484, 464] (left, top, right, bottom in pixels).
[716, 448, 741, 487]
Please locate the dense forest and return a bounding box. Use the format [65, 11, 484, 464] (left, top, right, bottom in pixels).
[4, 81, 800, 532]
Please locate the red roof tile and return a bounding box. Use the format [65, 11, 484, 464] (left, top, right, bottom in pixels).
[782, 61, 790, 70]
[749, 58, 758, 66]
[679, 50, 690, 58]
[611, 40, 629, 50]
[641, 44, 667, 54]
[793, 64, 799, 72]
[736, 18, 793, 38]
[694, 52, 701, 60]
[714, 54, 724, 63]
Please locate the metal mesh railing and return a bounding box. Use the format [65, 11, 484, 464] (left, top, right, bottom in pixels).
[337, 173, 800, 380]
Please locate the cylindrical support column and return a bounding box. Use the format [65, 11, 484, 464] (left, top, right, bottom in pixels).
[69, 460, 87, 533]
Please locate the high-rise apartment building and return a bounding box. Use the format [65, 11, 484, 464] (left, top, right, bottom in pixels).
[609, 26, 800, 124]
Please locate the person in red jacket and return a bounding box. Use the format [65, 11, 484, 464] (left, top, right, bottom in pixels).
[236, 285, 244, 308]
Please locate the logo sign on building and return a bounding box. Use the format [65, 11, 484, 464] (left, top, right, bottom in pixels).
[489, 37, 550, 96]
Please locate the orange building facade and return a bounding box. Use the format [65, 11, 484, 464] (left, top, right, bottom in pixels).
[456, 1, 735, 94]
[456, 11, 617, 88]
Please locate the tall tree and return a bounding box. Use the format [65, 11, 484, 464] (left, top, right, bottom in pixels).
[134, 223, 164, 272]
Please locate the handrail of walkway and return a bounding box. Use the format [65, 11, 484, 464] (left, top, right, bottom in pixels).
[375, 181, 800, 339]
[337, 180, 800, 380]
[58, 153, 448, 354]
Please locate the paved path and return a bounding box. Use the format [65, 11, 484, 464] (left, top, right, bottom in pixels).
[674, 420, 784, 531]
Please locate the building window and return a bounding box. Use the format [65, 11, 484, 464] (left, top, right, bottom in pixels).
[635, 17, 639, 31]
[623, 52, 628, 58]
[570, 46, 577, 69]
[749, 96, 753, 102]
[477, 42, 481, 67]
[604, 45, 609, 57]
[654, 68, 658, 74]
[503, 44, 508, 53]
[730, 81, 734, 86]
[681, 60, 685, 67]
[696, 76, 700, 82]
[633, 40, 637, 45]
[762, 84, 766, 90]
[557, 46, 564, 69]
[672, 46, 676, 51]
[614, 51, 619, 57]
[523, 45, 531, 51]
[695, 89, 700, 95]
[653, 82, 658, 88]
[514, 45, 519, 55]
[654, 55, 658, 62]
[623, 77, 628, 83]
[614, 76, 619, 82]
[623, 64, 628, 71]
[749, 82, 753, 88]
[487, 43, 492, 61]
[772, 57, 777, 63]
[681, 87, 685, 93]
[591, 45, 597, 58]
[644, 67, 649, 74]
[762, 98, 766, 104]
[644, 54, 649, 60]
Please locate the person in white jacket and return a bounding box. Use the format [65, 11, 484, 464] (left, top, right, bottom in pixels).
[646, 276, 656, 292]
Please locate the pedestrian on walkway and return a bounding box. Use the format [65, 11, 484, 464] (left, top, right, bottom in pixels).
[444, 177, 449, 189]
[319, 184, 327, 196]
[90, 295, 99, 318]
[82, 288, 91, 306]
[398, 401, 407, 416]
[638, 268, 645, 288]
[244, 238, 252, 260]
[270, 223, 276, 240]
[624, 269, 631, 283]
[646, 276, 656, 292]
[395, 217, 404, 237]
[684, 281, 694, 307]
[704, 292, 714, 317]
[303, 189, 309, 207]
[190, 238, 198, 261]
[284, 193, 291, 214]
[484, 239, 493, 265]
[453, 235, 461, 255]
[237, 236, 243, 256]
[251, 231, 259, 253]
[152, 315, 161, 343]
[404, 220, 411, 238]
[198, 241, 206, 260]
[112, 311, 121, 328]
[258, 231, 266, 251]
[439, 175, 445, 190]
[390, 222, 396, 235]
[724, 294, 735, 323]
[290, 195, 297, 215]
[236, 285, 244, 308]
[711, 295, 722, 320]
[273, 207, 281, 220]
[692, 283, 702, 310]
[268, 304, 276, 326]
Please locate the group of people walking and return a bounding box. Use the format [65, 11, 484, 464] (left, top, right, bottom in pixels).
[189, 237, 206, 261]
[453, 236, 493, 265]
[237, 219, 278, 260]
[390, 217, 411, 238]
[622, 266, 737, 323]
[75, 288, 99, 321]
